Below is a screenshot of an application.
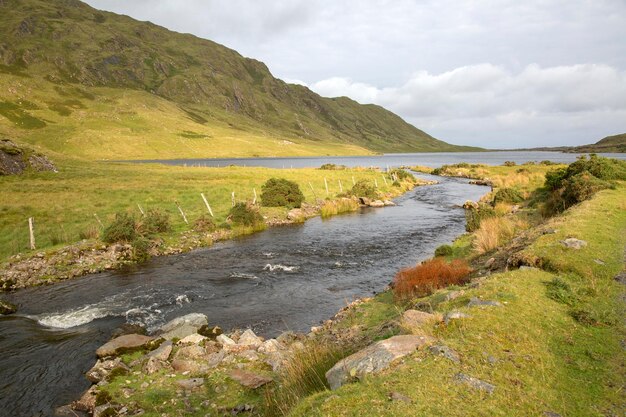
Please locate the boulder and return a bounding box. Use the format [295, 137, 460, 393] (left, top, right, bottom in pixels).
[454, 373, 496, 394]
[0, 299, 17, 315]
[325, 335, 433, 390]
[142, 356, 170, 375]
[228, 369, 273, 389]
[238, 350, 260, 362]
[216, 334, 236, 346]
[179, 334, 207, 345]
[369, 200, 385, 208]
[264, 351, 288, 372]
[147, 340, 172, 361]
[238, 329, 262, 348]
[86, 358, 129, 383]
[561, 238, 587, 250]
[287, 208, 304, 221]
[198, 325, 223, 339]
[96, 334, 153, 358]
[443, 311, 471, 324]
[383, 200, 396, 207]
[400, 310, 441, 331]
[174, 345, 206, 360]
[258, 339, 283, 354]
[159, 313, 208, 340]
[463, 200, 479, 209]
[176, 378, 204, 390]
[71, 386, 97, 413]
[160, 324, 202, 341]
[171, 359, 208, 374]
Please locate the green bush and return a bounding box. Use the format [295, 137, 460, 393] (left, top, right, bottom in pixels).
[503, 161, 516, 167]
[319, 163, 347, 170]
[228, 202, 264, 226]
[434, 244, 453, 257]
[348, 179, 378, 199]
[389, 168, 413, 181]
[102, 212, 138, 243]
[260, 178, 305, 208]
[140, 208, 171, 236]
[465, 204, 496, 232]
[561, 172, 612, 207]
[565, 154, 626, 181]
[545, 167, 568, 190]
[193, 214, 216, 232]
[493, 188, 524, 204]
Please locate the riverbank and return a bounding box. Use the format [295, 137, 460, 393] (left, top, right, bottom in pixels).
[0, 160, 429, 293]
[67, 158, 624, 416]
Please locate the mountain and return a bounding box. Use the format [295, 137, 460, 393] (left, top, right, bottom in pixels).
[0, 0, 478, 160]
[568, 133, 626, 153]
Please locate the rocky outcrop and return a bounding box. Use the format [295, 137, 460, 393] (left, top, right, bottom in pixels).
[325, 334, 434, 390]
[95, 334, 153, 358]
[0, 139, 56, 175]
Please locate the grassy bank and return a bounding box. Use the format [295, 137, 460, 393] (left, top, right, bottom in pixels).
[0, 159, 410, 263]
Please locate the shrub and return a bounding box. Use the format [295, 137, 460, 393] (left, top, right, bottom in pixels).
[434, 244, 453, 257]
[389, 168, 413, 181]
[79, 225, 100, 240]
[565, 154, 626, 181]
[102, 212, 138, 244]
[544, 167, 568, 190]
[393, 258, 471, 300]
[540, 160, 557, 165]
[348, 179, 378, 199]
[465, 204, 496, 232]
[503, 161, 516, 167]
[193, 214, 216, 232]
[493, 187, 524, 204]
[561, 171, 612, 207]
[139, 208, 171, 236]
[260, 178, 305, 209]
[228, 202, 264, 226]
[319, 163, 347, 170]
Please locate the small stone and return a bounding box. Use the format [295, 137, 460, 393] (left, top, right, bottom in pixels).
[147, 341, 172, 361]
[71, 386, 97, 412]
[543, 412, 563, 417]
[228, 369, 273, 389]
[369, 200, 385, 208]
[454, 373, 496, 394]
[258, 339, 283, 354]
[561, 238, 587, 250]
[484, 258, 496, 269]
[171, 359, 207, 374]
[401, 309, 441, 330]
[143, 357, 169, 375]
[0, 299, 17, 315]
[388, 391, 412, 403]
[444, 290, 464, 301]
[383, 200, 396, 206]
[467, 297, 502, 308]
[264, 352, 288, 372]
[175, 345, 206, 360]
[429, 345, 461, 363]
[443, 311, 470, 324]
[238, 350, 260, 362]
[593, 259, 605, 265]
[176, 378, 204, 390]
[86, 358, 129, 383]
[179, 334, 207, 345]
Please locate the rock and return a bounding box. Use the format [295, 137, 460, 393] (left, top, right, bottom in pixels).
[238, 329, 262, 348]
[444, 290, 464, 301]
[290, 341, 305, 352]
[400, 310, 441, 331]
[369, 200, 385, 208]
[160, 313, 208, 333]
[258, 339, 283, 354]
[228, 369, 273, 389]
[206, 351, 226, 368]
[454, 373, 496, 394]
[325, 335, 434, 390]
[264, 351, 288, 372]
[561, 238, 587, 250]
[463, 200, 479, 209]
[543, 412, 563, 417]
[287, 208, 304, 221]
[216, 334, 236, 346]
[143, 356, 170, 375]
[179, 334, 207, 345]
[111, 323, 147, 339]
[0, 299, 17, 315]
[593, 258, 605, 265]
[383, 200, 396, 206]
[93, 404, 120, 417]
[388, 391, 412, 403]
[54, 404, 88, 417]
[444, 311, 471, 324]
[86, 358, 129, 383]
[161, 324, 202, 341]
[171, 359, 207, 374]
[147, 340, 172, 361]
[96, 334, 153, 358]
[484, 257, 496, 269]
[358, 197, 371, 206]
[429, 345, 461, 363]
[175, 345, 206, 360]
[72, 386, 97, 413]
[176, 378, 204, 390]
[198, 324, 223, 339]
[467, 297, 502, 308]
[276, 331, 303, 345]
[238, 350, 260, 362]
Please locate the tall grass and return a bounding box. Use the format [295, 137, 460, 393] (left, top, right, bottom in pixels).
[472, 216, 527, 254]
[320, 198, 359, 218]
[264, 341, 348, 416]
[393, 258, 471, 300]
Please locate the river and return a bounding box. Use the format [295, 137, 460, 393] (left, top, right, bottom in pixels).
[0, 173, 491, 416]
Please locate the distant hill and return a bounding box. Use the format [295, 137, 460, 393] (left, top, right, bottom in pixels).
[567, 133, 626, 153]
[0, 0, 479, 160]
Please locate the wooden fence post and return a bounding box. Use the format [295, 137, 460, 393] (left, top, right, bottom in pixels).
[338, 180, 343, 193]
[93, 213, 104, 228]
[374, 178, 378, 188]
[352, 176, 356, 186]
[28, 217, 35, 250]
[324, 178, 329, 196]
[308, 182, 318, 201]
[253, 188, 257, 205]
[137, 203, 145, 216]
[175, 201, 189, 224]
[382, 175, 388, 186]
[201, 193, 214, 217]
[231, 191, 236, 207]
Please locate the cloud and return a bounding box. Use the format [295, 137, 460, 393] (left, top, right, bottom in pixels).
[308, 64, 626, 147]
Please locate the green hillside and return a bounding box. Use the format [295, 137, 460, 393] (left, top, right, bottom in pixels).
[0, 0, 477, 160]
[569, 133, 626, 153]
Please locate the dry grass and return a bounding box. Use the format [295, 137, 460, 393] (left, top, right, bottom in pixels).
[393, 258, 471, 300]
[320, 198, 359, 218]
[472, 216, 528, 254]
[494, 202, 513, 216]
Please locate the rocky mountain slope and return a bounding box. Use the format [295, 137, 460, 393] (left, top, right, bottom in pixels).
[0, 0, 478, 159]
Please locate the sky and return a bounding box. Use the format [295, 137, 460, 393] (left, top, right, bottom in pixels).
[83, 0, 626, 148]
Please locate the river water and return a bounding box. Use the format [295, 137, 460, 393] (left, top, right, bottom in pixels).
[0, 174, 485, 416]
[128, 151, 626, 169]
